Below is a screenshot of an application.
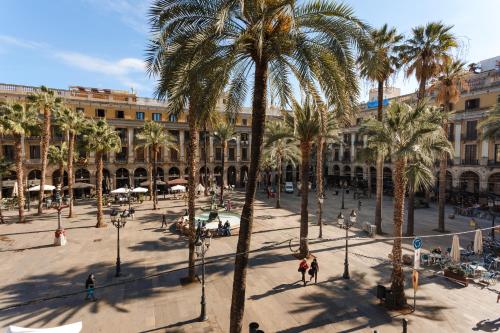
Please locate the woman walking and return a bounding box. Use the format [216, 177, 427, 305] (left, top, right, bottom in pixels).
[309, 258, 319, 284]
[85, 273, 97, 301]
[298, 259, 309, 286]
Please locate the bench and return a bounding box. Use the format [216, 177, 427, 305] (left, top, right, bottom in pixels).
[362, 221, 376, 237]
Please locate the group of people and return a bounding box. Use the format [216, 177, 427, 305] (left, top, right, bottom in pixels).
[298, 258, 319, 286]
[217, 220, 232, 236]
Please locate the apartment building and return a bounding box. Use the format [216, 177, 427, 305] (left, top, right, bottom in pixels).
[0, 84, 281, 197]
[327, 56, 500, 198]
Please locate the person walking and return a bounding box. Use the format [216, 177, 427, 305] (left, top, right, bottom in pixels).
[161, 214, 167, 228]
[85, 273, 97, 301]
[309, 258, 319, 284]
[298, 259, 309, 286]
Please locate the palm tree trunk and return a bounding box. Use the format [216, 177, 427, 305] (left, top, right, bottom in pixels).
[230, 60, 268, 333]
[438, 112, 449, 232]
[0, 174, 3, 224]
[316, 136, 324, 239]
[95, 152, 105, 228]
[276, 157, 282, 209]
[220, 142, 225, 205]
[153, 146, 158, 210]
[38, 108, 51, 215]
[299, 142, 311, 257]
[390, 158, 407, 308]
[67, 132, 75, 218]
[187, 111, 199, 281]
[59, 163, 64, 188]
[367, 164, 372, 199]
[204, 124, 209, 196]
[375, 79, 385, 234]
[15, 137, 25, 223]
[147, 149, 153, 200]
[406, 185, 415, 236]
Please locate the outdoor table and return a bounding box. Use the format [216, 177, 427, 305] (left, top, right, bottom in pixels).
[429, 253, 442, 265]
[493, 258, 500, 270]
[469, 264, 487, 277]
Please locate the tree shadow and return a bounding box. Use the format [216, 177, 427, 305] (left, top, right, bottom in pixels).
[472, 318, 500, 332]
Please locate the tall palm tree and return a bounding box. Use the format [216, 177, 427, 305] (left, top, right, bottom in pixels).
[0, 102, 40, 223]
[0, 157, 13, 224]
[83, 119, 121, 227]
[428, 58, 468, 233]
[356, 146, 378, 198]
[48, 143, 68, 188]
[264, 121, 300, 209]
[213, 119, 236, 205]
[480, 101, 500, 139]
[362, 101, 452, 308]
[136, 121, 178, 210]
[55, 106, 86, 218]
[27, 86, 62, 215]
[146, 1, 369, 331]
[358, 24, 403, 234]
[398, 21, 457, 232]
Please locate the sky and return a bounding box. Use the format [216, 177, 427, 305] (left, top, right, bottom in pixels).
[0, 0, 499, 103]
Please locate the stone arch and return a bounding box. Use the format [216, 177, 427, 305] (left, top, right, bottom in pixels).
[134, 167, 148, 187]
[240, 165, 249, 187]
[214, 166, 222, 186]
[115, 168, 130, 188]
[488, 172, 500, 195]
[168, 167, 180, 179]
[27, 169, 42, 185]
[102, 168, 112, 193]
[459, 171, 479, 194]
[227, 166, 237, 186]
[75, 168, 90, 183]
[354, 166, 364, 180]
[285, 164, 293, 182]
[51, 169, 68, 186]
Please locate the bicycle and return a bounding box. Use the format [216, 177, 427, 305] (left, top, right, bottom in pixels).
[480, 270, 498, 286]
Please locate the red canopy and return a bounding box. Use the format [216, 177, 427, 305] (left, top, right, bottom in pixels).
[168, 178, 188, 185]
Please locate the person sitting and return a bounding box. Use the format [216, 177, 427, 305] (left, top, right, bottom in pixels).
[217, 220, 224, 236]
[223, 220, 231, 236]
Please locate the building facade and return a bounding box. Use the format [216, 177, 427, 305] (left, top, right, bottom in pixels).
[327, 56, 500, 199]
[0, 84, 282, 197]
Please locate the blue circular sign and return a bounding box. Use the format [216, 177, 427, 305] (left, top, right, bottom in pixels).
[413, 238, 422, 250]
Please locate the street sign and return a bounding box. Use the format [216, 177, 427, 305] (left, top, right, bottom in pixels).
[413, 238, 422, 250]
[414, 248, 421, 269]
[412, 270, 419, 291]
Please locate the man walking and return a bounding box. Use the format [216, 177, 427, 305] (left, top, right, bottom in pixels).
[161, 214, 167, 228]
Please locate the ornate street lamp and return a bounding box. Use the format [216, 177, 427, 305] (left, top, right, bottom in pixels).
[52, 184, 68, 246]
[112, 210, 128, 277]
[340, 180, 348, 210]
[27, 181, 34, 211]
[341, 209, 357, 279]
[195, 224, 211, 321]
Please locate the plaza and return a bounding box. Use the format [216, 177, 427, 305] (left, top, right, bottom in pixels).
[0, 191, 498, 332]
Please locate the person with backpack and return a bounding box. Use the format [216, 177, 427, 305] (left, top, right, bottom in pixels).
[85, 273, 97, 301]
[309, 258, 319, 284]
[298, 259, 309, 286]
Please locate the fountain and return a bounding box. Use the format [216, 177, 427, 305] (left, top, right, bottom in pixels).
[194, 190, 241, 233]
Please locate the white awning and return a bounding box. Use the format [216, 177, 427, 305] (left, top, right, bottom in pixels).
[6, 321, 82, 333]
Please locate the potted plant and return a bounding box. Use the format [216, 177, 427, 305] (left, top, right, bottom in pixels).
[444, 264, 468, 286]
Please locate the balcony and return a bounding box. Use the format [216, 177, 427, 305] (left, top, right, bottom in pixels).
[26, 159, 41, 164]
[461, 159, 479, 166]
[342, 157, 351, 163]
[462, 134, 478, 141]
[487, 160, 500, 166]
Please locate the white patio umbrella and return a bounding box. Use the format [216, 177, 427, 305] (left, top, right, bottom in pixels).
[6, 321, 82, 333]
[195, 183, 205, 192]
[473, 229, 483, 254]
[132, 187, 148, 193]
[28, 185, 55, 192]
[140, 180, 166, 186]
[171, 185, 186, 192]
[110, 187, 130, 194]
[450, 234, 461, 263]
[12, 181, 18, 197]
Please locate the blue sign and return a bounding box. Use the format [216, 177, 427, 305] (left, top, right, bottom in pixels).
[367, 99, 389, 109]
[413, 238, 422, 250]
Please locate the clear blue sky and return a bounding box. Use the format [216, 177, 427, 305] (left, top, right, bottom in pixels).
[1, 0, 499, 102]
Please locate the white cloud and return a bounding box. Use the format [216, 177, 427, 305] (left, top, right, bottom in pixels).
[54, 51, 145, 76]
[83, 0, 150, 34]
[0, 35, 47, 49]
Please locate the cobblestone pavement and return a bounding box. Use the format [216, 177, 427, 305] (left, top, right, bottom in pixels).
[0, 189, 498, 332]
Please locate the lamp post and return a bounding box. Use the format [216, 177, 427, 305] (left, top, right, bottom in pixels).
[53, 184, 68, 246]
[195, 224, 211, 321]
[340, 209, 357, 279]
[127, 185, 134, 211]
[27, 181, 33, 211]
[340, 180, 348, 210]
[318, 196, 324, 238]
[111, 210, 128, 277]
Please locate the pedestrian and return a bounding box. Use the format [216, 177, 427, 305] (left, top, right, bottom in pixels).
[497, 293, 500, 303]
[85, 273, 97, 301]
[161, 214, 167, 228]
[298, 259, 309, 286]
[309, 258, 319, 284]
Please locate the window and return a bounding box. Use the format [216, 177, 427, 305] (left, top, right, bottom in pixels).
[497, 95, 500, 104]
[116, 110, 124, 119]
[152, 113, 162, 121]
[29, 145, 41, 159]
[78, 150, 87, 159]
[201, 148, 206, 159]
[170, 148, 178, 161]
[447, 124, 455, 141]
[96, 109, 105, 118]
[241, 133, 248, 142]
[76, 107, 84, 114]
[343, 134, 350, 144]
[229, 147, 235, 161]
[466, 120, 478, 140]
[116, 128, 127, 142]
[215, 147, 222, 161]
[465, 98, 480, 111]
[52, 126, 64, 139]
[464, 145, 477, 164]
[136, 112, 145, 120]
[169, 114, 177, 122]
[242, 148, 248, 161]
[2, 145, 14, 161]
[334, 149, 339, 161]
[343, 150, 350, 162]
[242, 119, 248, 126]
[116, 147, 128, 161]
[495, 144, 500, 163]
[356, 118, 362, 126]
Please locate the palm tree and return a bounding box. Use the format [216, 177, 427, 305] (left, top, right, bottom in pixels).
[264, 121, 300, 209]
[356, 146, 378, 199]
[0, 102, 40, 223]
[146, 1, 368, 331]
[358, 24, 403, 234]
[55, 106, 86, 218]
[0, 157, 13, 224]
[27, 86, 62, 215]
[48, 143, 68, 188]
[428, 58, 468, 233]
[135, 121, 178, 210]
[213, 119, 236, 205]
[83, 119, 121, 227]
[480, 101, 500, 140]
[362, 101, 452, 308]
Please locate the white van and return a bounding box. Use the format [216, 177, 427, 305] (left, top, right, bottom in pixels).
[284, 182, 294, 193]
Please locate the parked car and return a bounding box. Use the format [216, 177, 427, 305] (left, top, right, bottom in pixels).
[284, 182, 294, 193]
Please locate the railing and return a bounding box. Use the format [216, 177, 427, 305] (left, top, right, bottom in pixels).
[26, 159, 41, 164]
[487, 160, 500, 166]
[461, 159, 479, 166]
[462, 134, 478, 141]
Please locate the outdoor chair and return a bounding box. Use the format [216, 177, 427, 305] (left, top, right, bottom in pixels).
[421, 253, 430, 266]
